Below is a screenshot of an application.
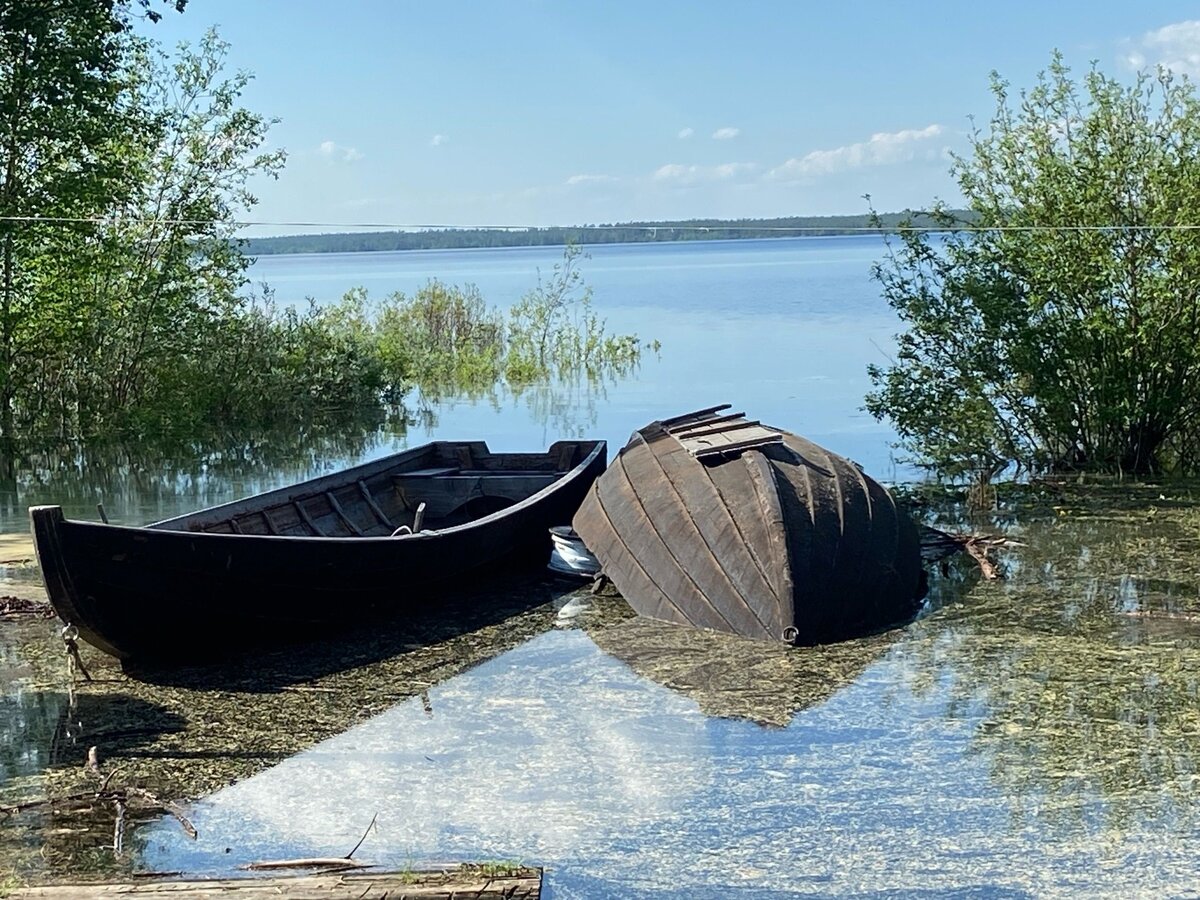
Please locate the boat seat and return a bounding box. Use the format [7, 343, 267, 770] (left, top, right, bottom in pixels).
[391, 471, 559, 519]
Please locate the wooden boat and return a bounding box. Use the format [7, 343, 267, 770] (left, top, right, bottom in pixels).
[572, 406, 923, 645]
[31, 439, 607, 662]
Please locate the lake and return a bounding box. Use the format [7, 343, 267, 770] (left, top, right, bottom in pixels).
[7, 482, 1200, 897]
[249, 235, 904, 470]
[8, 238, 1200, 897]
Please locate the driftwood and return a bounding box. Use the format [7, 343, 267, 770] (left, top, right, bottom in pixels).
[919, 525, 1022, 580]
[0, 595, 53, 617]
[0, 787, 196, 840]
[242, 857, 373, 871]
[242, 811, 377, 871]
[0, 760, 197, 843]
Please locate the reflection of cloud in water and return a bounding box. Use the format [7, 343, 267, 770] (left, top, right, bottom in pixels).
[141, 631, 713, 871]
[139, 626, 1200, 897]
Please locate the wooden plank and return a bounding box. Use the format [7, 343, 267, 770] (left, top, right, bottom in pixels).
[686, 430, 784, 458]
[658, 404, 732, 428]
[708, 453, 793, 613]
[624, 435, 768, 640]
[555, 442, 574, 471]
[771, 436, 844, 637]
[600, 445, 731, 633]
[392, 473, 559, 520]
[780, 431, 920, 639]
[8, 867, 542, 899]
[263, 503, 306, 536]
[672, 419, 775, 442]
[576, 483, 692, 627]
[667, 411, 749, 434]
[292, 500, 323, 536]
[648, 436, 786, 637]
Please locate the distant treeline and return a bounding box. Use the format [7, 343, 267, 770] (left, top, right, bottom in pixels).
[243, 211, 970, 255]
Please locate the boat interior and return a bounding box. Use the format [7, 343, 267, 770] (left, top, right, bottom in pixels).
[151, 440, 601, 539]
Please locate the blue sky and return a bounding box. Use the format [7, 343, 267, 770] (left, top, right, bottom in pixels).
[145, 2, 1200, 235]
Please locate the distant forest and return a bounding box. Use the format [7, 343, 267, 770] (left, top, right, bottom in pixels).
[243, 211, 965, 255]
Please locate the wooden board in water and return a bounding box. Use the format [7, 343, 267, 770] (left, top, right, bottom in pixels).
[8, 867, 541, 899]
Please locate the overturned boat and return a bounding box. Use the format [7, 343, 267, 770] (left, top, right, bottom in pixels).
[31, 439, 606, 662]
[572, 407, 923, 645]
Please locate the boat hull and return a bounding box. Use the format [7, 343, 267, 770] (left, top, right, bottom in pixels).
[32, 440, 606, 661]
[573, 416, 922, 645]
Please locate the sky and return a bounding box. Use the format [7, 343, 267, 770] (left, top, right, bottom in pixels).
[141, 1, 1200, 235]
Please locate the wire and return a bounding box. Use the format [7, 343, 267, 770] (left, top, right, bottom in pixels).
[0, 214, 1199, 233]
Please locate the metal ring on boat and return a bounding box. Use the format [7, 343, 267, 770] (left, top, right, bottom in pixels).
[61, 624, 79, 643]
[781, 626, 799, 644]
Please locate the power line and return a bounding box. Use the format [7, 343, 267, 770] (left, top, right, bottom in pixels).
[1, 214, 1200, 234]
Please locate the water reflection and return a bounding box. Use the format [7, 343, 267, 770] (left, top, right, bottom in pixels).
[0, 376, 636, 534]
[0, 416, 403, 531]
[906, 490, 1200, 834]
[6, 484, 1200, 894]
[128, 487, 1200, 896]
[587, 615, 897, 727]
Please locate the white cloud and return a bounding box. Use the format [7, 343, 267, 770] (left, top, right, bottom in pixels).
[677, 127, 694, 139]
[1123, 20, 1200, 76]
[653, 162, 756, 185]
[317, 140, 362, 162]
[566, 174, 618, 186]
[711, 127, 740, 140]
[430, 134, 448, 147]
[768, 124, 946, 180]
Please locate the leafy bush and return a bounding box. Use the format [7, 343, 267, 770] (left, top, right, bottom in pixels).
[867, 53, 1200, 480]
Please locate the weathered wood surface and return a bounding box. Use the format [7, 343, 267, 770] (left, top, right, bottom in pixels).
[573, 410, 923, 645]
[7, 867, 542, 898]
[29, 439, 607, 662]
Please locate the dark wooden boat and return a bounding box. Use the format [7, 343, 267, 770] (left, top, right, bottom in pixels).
[572, 406, 923, 645]
[31, 439, 606, 662]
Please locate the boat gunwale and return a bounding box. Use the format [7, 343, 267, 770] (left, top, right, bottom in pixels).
[34, 440, 607, 544]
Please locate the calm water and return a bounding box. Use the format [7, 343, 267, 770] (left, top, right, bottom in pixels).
[250, 236, 903, 467]
[117, 487, 1200, 898]
[0, 236, 907, 531]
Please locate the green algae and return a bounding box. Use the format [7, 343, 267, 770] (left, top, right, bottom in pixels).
[0, 574, 590, 882]
[6, 480, 1200, 886]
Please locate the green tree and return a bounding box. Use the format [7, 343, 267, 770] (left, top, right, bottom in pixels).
[0, 0, 184, 454]
[0, 1, 140, 453]
[867, 53, 1200, 480]
[51, 29, 287, 439]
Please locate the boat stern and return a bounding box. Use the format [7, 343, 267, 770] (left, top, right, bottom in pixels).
[29, 505, 126, 660]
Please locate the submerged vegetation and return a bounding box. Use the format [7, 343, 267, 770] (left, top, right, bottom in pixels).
[868, 54, 1200, 482]
[0, 7, 649, 466]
